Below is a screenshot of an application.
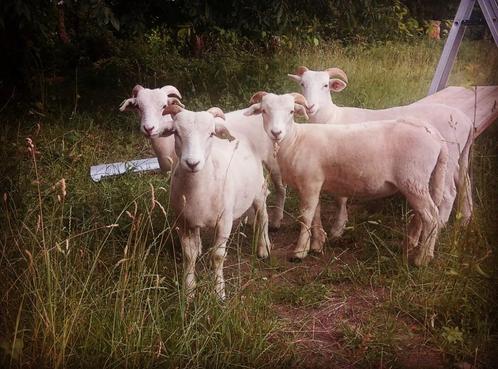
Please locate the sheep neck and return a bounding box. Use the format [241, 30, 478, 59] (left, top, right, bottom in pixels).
[309, 99, 339, 124]
[276, 122, 299, 155]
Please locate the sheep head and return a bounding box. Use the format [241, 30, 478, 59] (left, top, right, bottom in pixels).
[287, 66, 348, 117]
[167, 108, 235, 173]
[120, 84, 184, 137]
[245, 92, 308, 142]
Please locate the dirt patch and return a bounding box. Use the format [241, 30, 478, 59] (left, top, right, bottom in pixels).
[273, 281, 446, 369]
[222, 198, 448, 368]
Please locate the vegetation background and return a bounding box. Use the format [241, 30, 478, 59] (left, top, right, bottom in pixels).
[0, 1, 497, 368]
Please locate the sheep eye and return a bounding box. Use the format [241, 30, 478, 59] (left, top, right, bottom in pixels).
[290, 110, 294, 114]
[262, 109, 266, 114]
[209, 132, 214, 138]
[162, 104, 167, 109]
[323, 84, 328, 88]
[300, 83, 304, 87]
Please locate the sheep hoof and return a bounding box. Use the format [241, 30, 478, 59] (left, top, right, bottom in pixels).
[268, 225, 281, 232]
[329, 227, 345, 240]
[288, 256, 304, 263]
[308, 249, 323, 256]
[257, 252, 269, 260]
[412, 251, 433, 267]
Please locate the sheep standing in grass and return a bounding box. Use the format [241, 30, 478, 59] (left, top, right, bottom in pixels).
[157, 105, 271, 299]
[288, 66, 474, 237]
[245, 92, 448, 266]
[120, 85, 286, 230]
[120, 84, 184, 172]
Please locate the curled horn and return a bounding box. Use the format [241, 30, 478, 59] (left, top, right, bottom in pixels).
[325, 67, 348, 83]
[249, 91, 268, 105]
[207, 107, 225, 120]
[161, 85, 182, 100]
[162, 104, 183, 117]
[132, 84, 144, 97]
[290, 93, 309, 109]
[295, 66, 309, 76]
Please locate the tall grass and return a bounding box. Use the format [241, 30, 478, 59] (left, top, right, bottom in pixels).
[1, 39, 497, 368]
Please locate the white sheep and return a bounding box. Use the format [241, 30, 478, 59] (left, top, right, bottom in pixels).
[288, 66, 474, 237]
[157, 104, 271, 299]
[245, 92, 448, 266]
[119, 84, 183, 172]
[120, 85, 286, 230]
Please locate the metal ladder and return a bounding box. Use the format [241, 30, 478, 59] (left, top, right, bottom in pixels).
[429, 0, 498, 94]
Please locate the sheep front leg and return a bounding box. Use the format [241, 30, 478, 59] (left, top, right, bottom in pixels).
[330, 197, 348, 239]
[291, 189, 321, 261]
[310, 203, 327, 254]
[268, 165, 286, 231]
[179, 226, 200, 299]
[212, 217, 233, 300]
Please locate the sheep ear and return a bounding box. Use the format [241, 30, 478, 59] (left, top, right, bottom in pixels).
[163, 104, 183, 117]
[329, 78, 347, 92]
[119, 98, 137, 112]
[214, 123, 235, 142]
[287, 74, 301, 83]
[244, 103, 262, 116]
[294, 104, 309, 120]
[158, 120, 175, 137]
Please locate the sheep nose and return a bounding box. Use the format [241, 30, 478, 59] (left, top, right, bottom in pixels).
[186, 159, 200, 170]
[271, 130, 282, 139]
[144, 126, 155, 134]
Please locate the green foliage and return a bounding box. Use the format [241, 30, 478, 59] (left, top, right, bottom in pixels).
[1, 0, 468, 100]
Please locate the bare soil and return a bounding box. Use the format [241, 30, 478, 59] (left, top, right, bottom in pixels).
[224, 197, 449, 369]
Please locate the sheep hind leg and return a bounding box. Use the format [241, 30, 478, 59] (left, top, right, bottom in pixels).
[309, 203, 327, 255]
[252, 189, 271, 259]
[404, 190, 440, 267]
[267, 167, 286, 231]
[179, 226, 200, 300]
[458, 172, 473, 225]
[329, 197, 348, 239]
[403, 215, 422, 263]
[438, 178, 457, 227]
[212, 217, 233, 300]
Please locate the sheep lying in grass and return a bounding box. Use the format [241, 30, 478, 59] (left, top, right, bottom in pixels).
[157, 104, 271, 299]
[120, 85, 286, 230]
[245, 92, 448, 266]
[288, 66, 474, 236]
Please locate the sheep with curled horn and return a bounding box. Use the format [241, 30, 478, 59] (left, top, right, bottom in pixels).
[288, 65, 474, 231]
[156, 104, 272, 300]
[120, 84, 287, 230]
[245, 91, 448, 267]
